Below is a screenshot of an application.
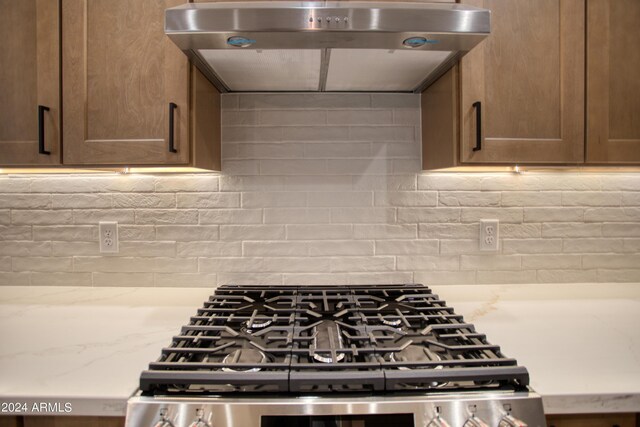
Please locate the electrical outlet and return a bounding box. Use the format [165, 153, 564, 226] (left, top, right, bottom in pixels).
[99, 221, 119, 253]
[479, 219, 499, 252]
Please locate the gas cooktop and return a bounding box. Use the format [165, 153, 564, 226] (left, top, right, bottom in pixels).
[140, 284, 530, 395]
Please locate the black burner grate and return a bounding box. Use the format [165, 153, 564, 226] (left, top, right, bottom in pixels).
[140, 284, 529, 395]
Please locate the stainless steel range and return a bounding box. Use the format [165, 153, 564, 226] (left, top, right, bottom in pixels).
[125, 284, 545, 427]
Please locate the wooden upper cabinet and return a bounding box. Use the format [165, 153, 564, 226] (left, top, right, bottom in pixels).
[459, 0, 585, 164]
[62, 0, 190, 166]
[586, 0, 640, 164]
[0, 0, 60, 166]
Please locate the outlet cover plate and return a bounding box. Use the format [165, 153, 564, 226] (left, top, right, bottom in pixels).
[480, 219, 499, 252]
[99, 221, 119, 253]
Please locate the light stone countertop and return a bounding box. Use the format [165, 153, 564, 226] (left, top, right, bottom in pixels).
[0, 283, 638, 417]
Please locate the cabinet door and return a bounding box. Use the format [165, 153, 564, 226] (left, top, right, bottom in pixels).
[62, 0, 189, 166]
[586, 0, 640, 163]
[0, 0, 60, 166]
[460, 0, 585, 164]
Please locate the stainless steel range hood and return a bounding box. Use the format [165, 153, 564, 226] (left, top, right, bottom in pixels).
[165, 1, 490, 93]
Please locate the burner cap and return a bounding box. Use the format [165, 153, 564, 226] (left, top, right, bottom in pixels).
[379, 316, 402, 327]
[221, 348, 266, 372]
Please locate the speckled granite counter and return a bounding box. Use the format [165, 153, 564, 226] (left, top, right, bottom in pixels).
[0, 283, 638, 416]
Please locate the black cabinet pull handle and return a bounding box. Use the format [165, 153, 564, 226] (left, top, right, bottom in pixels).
[472, 101, 482, 152]
[38, 105, 51, 155]
[169, 102, 178, 153]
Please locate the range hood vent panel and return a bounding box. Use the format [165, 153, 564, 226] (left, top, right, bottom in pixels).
[166, 1, 490, 93]
[198, 49, 322, 91]
[326, 49, 454, 92]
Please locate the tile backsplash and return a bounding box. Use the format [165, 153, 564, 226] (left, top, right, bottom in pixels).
[1, 93, 639, 287]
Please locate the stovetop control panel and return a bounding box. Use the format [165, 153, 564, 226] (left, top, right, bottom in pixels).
[126, 391, 546, 427]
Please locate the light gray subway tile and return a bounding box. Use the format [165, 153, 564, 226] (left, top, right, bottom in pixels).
[418, 174, 481, 191]
[221, 110, 257, 125]
[156, 225, 219, 241]
[119, 225, 155, 241]
[376, 239, 438, 255]
[501, 191, 562, 207]
[304, 143, 371, 158]
[51, 194, 112, 209]
[439, 191, 500, 207]
[523, 207, 584, 222]
[522, 254, 582, 269]
[563, 238, 624, 253]
[584, 207, 640, 222]
[396, 255, 459, 271]
[331, 207, 395, 224]
[542, 223, 602, 237]
[0, 178, 30, 192]
[155, 175, 219, 192]
[330, 256, 395, 272]
[259, 110, 326, 126]
[33, 225, 97, 242]
[220, 175, 284, 192]
[177, 192, 240, 208]
[238, 93, 371, 109]
[581, 254, 640, 269]
[308, 240, 375, 256]
[243, 241, 309, 257]
[327, 110, 392, 125]
[284, 175, 352, 191]
[287, 224, 353, 240]
[0, 272, 30, 285]
[461, 208, 523, 223]
[200, 209, 263, 224]
[0, 225, 32, 241]
[354, 224, 417, 239]
[260, 159, 327, 175]
[307, 192, 373, 207]
[13, 257, 72, 272]
[73, 209, 135, 225]
[0, 194, 51, 209]
[264, 208, 330, 224]
[282, 126, 349, 142]
[135, 209, 199, 224]
[13, 210, 73, 225]
[221, 160, 260, 175]
[177, 241, 242, 257]
[353, 175, 416, 191]
[398, 208, 460, 223]
[220, 225, 285, 241]
[460, 255, 521, 271]
[502, 239, 563, 254]
[74, 256, 197, 273]
[375, 191, 437, 207]
[222, 126, 283, 142]
[419, 223, 478, 239]
[562, 191, 622, 206]
[370, 94, 419, 108]
[602, 223, 640, 237]
[238, 143, 305, 159]
[242, 192, 306, 208]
